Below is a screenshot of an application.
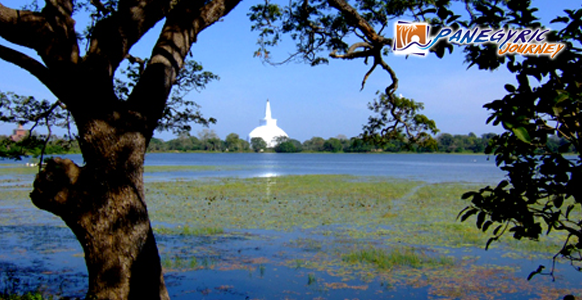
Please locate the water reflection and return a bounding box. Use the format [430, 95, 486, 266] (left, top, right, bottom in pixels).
[258, 172, 278, 178]
[2, 153, 506, 183]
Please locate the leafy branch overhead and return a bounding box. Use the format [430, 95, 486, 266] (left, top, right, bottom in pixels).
[363, 93, 438, 150]
[0, 92, 72, 160]
[459, 7, 582, 278]
[249, 0, 485, 149]
[0, 0, 236, 152]
[250, 0, 581, 278]
[115, 58, 219, 136]
[0, 56, 217, 160]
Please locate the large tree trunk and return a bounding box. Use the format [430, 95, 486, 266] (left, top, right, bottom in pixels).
[30, 115, 169, 300]
[0, 0, 244, 297]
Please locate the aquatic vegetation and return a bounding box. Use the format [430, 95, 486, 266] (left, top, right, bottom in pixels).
[153, 225, 224, 236]
[0, 268, 55, 300]
[0, 188, 63, 226]
[341, 246, 455, 270]
[1, 164, 580, 300]
[307, 273, 317, 285]
[388, 182, 566, 256]
[147, 175, 566, 257]
[0, 189, 30, 202]
[0, 167, 37, 175]
[146, 175, 421, 231]
[292, 259, 305, 269]
[161, 255, 199, 271]
[285, 238, 323, 252]
[0, 292, 54, 300]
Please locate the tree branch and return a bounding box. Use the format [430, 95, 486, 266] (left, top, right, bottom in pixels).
[0, 1, 80, 102]
[377, 54, 398, 96]
[126, 54, 147, 75]
[329, 42, 373, 59]
[84, 0, 176, 78]
[127, 0, 242, 132]
[0, 44, 66, 99]
[326, 0, 391, 46]
[90, 0, 114, 15]
[0, 1, 79, 65]
[0, 4, 52, 50]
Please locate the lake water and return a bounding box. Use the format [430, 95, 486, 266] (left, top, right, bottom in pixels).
[14, 153, 503, 183]
[147, 153, 504, 183]
[3, 153, 579, 299]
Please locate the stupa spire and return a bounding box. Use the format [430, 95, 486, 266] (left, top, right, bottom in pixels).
[265, 99, 272, 120]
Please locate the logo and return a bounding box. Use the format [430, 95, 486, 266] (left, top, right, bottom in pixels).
[393, 21, 565, 59]
[393, 21, 431, 56]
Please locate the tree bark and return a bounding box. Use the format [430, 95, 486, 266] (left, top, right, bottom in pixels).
[30, 112, 169, 300]
[1, 1, 242, 299]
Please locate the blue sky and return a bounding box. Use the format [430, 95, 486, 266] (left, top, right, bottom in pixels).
[0, 0, 579, 142]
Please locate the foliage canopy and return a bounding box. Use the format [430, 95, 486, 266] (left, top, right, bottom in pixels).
[457, 6, 582, 278]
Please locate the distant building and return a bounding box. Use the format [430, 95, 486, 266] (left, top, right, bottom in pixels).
[10, 124, 28, 142]
[248, 100, 288, 148]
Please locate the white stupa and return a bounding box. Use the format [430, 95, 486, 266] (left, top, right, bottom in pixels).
[248, 100, 288, 147]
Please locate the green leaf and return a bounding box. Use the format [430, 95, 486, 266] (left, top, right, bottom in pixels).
[492, 224, 503, 236]
[550, 16, 569, 24]
[437, 7, 451, 20]
[476, 211, 486, 229]
[485, 236, 499, 250]
[420, 8, 437, 15]
[552, 195, 564, 208]
[482, 220, 493, 232]
[512, 127, 531, 144]
[459, 208, 478, 222]
[502, 121, 514, 129]
[566, 204, 575, 219]
[554, 91, 569, 104]
[504, 84, 516, 93]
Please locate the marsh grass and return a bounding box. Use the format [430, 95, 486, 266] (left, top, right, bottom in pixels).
[0, 188, 63, 226]
[286, 238, 323, 252]
[0, 292, 53, 300]
[146, 175, 420, 230]
[0, 167, 568, 258]
[161, 255, 198, 271]
[342, 246, 454, 270]
[307, 273, 317, 285]
[0, 269, 54, 300]
[0, 167, 37, 175]
[389, 183, 566, 255]
[0, 189, 31, 203]
[143, 175, 568, 257]
[153, 225, 224, 236]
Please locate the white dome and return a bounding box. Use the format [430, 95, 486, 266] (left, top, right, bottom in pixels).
[249, 125, 288, 148]
[248, 100, 288, 148]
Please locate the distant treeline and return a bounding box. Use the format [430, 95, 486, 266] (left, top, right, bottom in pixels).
[1, 130, 573, 156]
[148, 131, 573, 154]
[0, 134, 80, 158]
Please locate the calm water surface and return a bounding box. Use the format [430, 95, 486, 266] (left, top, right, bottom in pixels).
[18, 153, 502, 183]
[145, 153, 504, 182]
[5, 153, 575, 300]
